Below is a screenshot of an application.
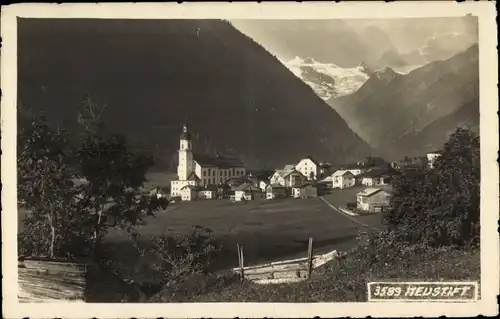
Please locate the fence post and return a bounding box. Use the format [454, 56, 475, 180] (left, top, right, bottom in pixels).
[237, 244, 245, 281]
[307, 237, 314, 280]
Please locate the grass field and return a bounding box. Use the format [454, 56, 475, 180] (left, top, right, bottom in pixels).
[104, 193, 382, 283]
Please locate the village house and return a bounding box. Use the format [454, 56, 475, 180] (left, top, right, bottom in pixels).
[356, 186, 392, 213]
[180, 185, 198, 201]
[336, 162, 369, 176]
[226, 176, 252, 189]
[259, 180, 269, 192]
[269, 167, 306, 188]
[295, 156, 320, 180]
[247, 170, 273, 187]
[170, 125, 246, 197]
[358, 167, 399, 187]
[426, 150, 442, 169]
[266, 184, 288, 200]
[198, 186, 217, 200]
[292, 183, 318, 199]
[148, 186, 168, 199]
[233, 183, 262, 201]
[331, 170, 356, 189]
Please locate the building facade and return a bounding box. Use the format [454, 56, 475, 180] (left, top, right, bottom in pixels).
[356, 187, 392, 212]
[295, 157, 319, 180]
[292, 183, 318, 198]
[269, 168, 306, 187]
[170, 125, 246, 197]
[332, 170, 356, 189]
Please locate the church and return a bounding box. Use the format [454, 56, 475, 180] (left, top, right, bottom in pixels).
[170, 125, 247, 198]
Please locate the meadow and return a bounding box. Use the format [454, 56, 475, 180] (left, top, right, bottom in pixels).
[104, 193, 382, 284]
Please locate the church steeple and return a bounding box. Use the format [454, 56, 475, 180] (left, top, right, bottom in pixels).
[179, 124, 192, 151]
[178, 124, 194, 180]
[180, 124, 192, 141]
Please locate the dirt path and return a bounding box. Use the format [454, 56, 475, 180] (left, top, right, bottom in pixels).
[318, 197, 379, 231]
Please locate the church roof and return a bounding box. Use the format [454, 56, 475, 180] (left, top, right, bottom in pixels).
[193, 153, 244, 169]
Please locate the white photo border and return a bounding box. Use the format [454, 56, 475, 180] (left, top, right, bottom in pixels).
[1, 1, 498, 318]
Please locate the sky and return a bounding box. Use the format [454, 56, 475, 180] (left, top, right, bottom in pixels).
[230, 16, 478, 66]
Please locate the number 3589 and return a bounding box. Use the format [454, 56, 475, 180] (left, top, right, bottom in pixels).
[373, 285, 402, 297]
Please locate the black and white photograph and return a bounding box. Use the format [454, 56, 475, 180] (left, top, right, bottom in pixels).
[1, 2, 498, 318]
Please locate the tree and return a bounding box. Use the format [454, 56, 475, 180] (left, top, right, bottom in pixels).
[17, 118, 87, 258]
[147, 226, 221, 285]
[385, 127, 480, 247]
[74, 98, 167, 257]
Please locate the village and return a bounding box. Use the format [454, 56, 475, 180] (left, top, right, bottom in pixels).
[148, 124, 443, 216]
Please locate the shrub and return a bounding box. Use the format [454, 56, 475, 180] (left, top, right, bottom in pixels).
[147, 226, 221, 286]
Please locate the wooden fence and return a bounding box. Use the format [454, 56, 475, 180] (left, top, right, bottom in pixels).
[233, 238, 341, 284]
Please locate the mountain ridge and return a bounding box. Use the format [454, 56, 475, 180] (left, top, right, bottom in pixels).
[327, 44, 479, 159]
[18, 18, 372, 170]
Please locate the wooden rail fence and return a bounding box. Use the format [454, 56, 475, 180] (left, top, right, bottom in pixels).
[233, 238, 340, 284]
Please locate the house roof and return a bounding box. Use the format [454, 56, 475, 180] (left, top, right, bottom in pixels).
[358, 167, 400, 178]
[181, 185, 198, 190]
[227, 176, 251, 184]
[248, 170, 274, 180]
[273, 169, 289, 178]
[332, 170, 354, 177]
[193, 153, 244, 169]
[283, 164, 296, 171]
[320, 176, 333, 183]
[357, 186, 392, 197]
[292, 183, 315, 189]
[267, 184, 287, 190]
[298, 156, 319, 166]
[357, 187, 383, 197]
[186, 171, 201, 181]
[180, 124, 192, 140]
[149, 186, 168, 194]
[200, 184, 218, 191]
[319, 162, 332, 168]
[233, 183, 261, 192]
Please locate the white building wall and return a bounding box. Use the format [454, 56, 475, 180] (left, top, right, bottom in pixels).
[170, 180, 196, 197]
[181, 188, 196, 201]
[178, 138, 194, 180]
[296, 159, 318, 180]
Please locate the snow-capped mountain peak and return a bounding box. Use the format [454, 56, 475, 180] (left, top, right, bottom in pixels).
[280, 56, 371, 100]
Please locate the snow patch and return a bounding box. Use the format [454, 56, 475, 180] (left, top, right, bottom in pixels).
[280, 56, 370, 100]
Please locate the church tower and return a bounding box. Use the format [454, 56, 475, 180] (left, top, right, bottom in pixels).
[178, 124, 194, 180]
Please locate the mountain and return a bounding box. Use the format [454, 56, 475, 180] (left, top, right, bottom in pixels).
[18, 18, 372, 170]
[397, 98, 479, 156]
[281, 57, 371, 100]
[328, 44, 479, 159]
